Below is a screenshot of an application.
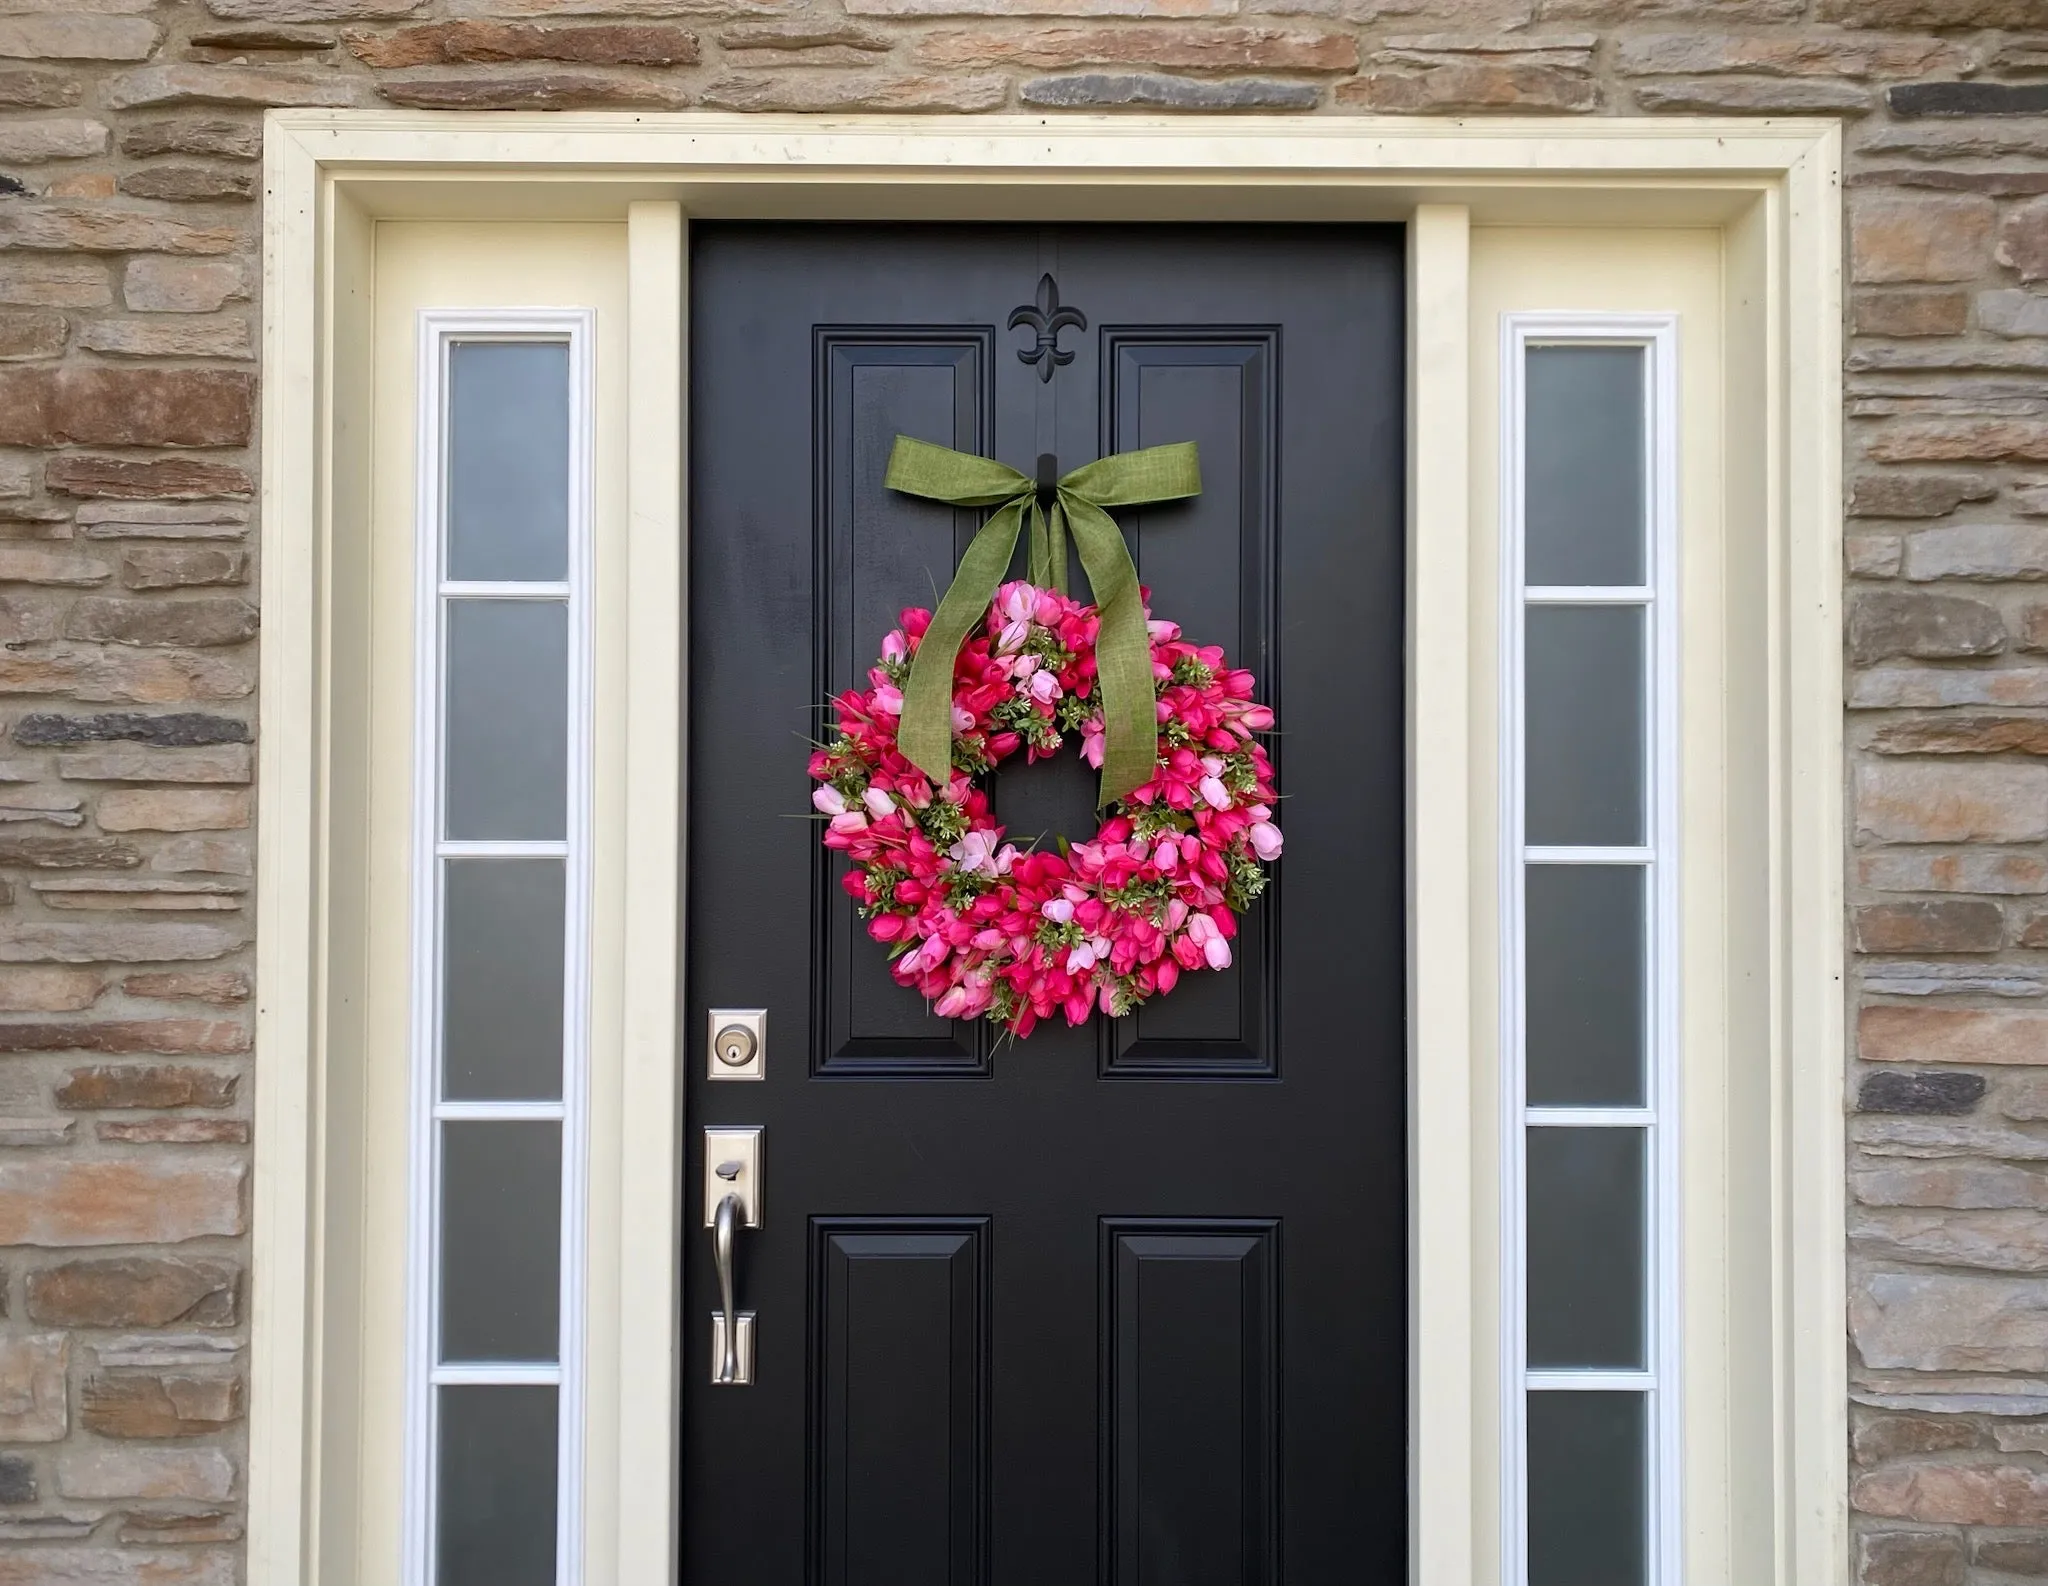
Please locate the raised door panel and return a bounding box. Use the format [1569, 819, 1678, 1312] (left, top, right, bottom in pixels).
[813, 334, 994, 1077]
[812, 1220, 990, 1586]
[1102, 1220, 1280, 1586]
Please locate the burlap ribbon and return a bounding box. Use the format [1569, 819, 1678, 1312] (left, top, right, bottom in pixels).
[884, 434, 1201, 806]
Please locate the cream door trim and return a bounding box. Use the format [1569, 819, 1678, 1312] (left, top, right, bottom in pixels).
[254, 113, 1843, 1586]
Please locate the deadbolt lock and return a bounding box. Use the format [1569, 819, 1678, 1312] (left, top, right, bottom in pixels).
[706, 1009, 766, 1080]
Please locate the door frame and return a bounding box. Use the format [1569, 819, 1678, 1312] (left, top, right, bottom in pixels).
[251, 112, 1844, 1586]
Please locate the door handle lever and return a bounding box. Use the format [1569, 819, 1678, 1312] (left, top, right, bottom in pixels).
[712, 1192, 747, 1384]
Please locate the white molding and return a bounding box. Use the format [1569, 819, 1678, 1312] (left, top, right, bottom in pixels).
[250, 113, 1845, 1586]
[1498, 313, 1684, 1586]
[402, 307, 597, 1586]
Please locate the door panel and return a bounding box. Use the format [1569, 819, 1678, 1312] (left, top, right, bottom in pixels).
[687, 224, 1405, 1586]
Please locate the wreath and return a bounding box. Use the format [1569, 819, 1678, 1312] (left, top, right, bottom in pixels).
[808, 437, 1281, 1039]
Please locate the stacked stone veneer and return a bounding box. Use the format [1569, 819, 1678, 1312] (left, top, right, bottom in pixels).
[0, 0, 2044, 1578]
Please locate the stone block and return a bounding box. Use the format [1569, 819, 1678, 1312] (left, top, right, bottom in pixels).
[17, 713, 249, 748]
[0, 119, 108, 162]
[1854, 1207, 2048, 1272]
[1855, 1461, 2048, 1526]
[1905, 525, 2048, 581]
[80, 1372, 243, 1438]
[1336, 62, 1594, 112]
[95, 788, 250, 830]
[1976, 1536, 2048, 1575]
[1848, 534, 1902, 577]
[63, 599, 257, 651]
[34, 876, 245, 910]
[0, 837, 136, 868]
[0, 1551, 233, 1585]
[1853, 900, 2006, 953]
[2000, 198, 2048, 286]
[1024, 71, 1317, 109]
[46, 457, 252, 501]
[1850, 291, 1973, 340]
[1854, 1413, 1980, 1465]
[0, 548, 112, 585]
[54, 1446, 232, 1502]
[1981, 289, 2048, 341]
[1866, 421, 2048, 465]
[1857, 1070, 1987, 1116]
[1894, 81, 2048, 118]
[0, 1159, 244, 1244]
[101, 1117, 247, 1143]
[1853, 193, 1998, 285]
[61, 747, 252, 782]
[1861, 1006, 2048, 1067]
[27, 1257, 239, 1328]
[0, 968, 102, 1012]
[118, 119, 263, 161]
[118, 166, 256, 205]
[1869, 715, 2048, 755]
[121, 548, 250, 590]
[1855, 1530, 1965, 1586]
[1855, 1160, 2047, 1209]
[699, 71, 1007, 110]
[914, 23, 1354, 69]
[122, 971, 248, 1003]
[0, 260, 108, 310]
[56, 1064, 238, 1110]
[76, 318, 254, 359]
[1863, 961, 2047, 997]
[0, 1020, 244, 1056]
[0, 921, 245, 962]
[1856, 763, 2048, 844]
[344, 19, 699, 64]
[0, 206, 236, 258]
[376, 68, 692, 107]
[121, 259, 247, 317]
[0, 1335, 66, 1441]
[1852, 668, 2048, 709]
[103, 62, 366, 107]
[0, 15, 156, 58]
[1633, 78, 1871, 113]
[1848, 591, 2004, 663]
[1853, 1271, 2048, 1371]
[0, 308, 64, 361]
[0, 1453, 31, 1505]
[0, 370, 252, 448]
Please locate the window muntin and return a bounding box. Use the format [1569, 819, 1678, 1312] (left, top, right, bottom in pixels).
[408, 315, 595, 1586]
[1502, 320, 1680, 1586]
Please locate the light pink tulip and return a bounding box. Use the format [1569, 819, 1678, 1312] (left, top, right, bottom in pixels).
[812, 785, 846, 816]
[863, 787, 896, 818]
[1248, 822, 1283, 860]
[1198, 775, 1232, 810]
[872, 685, 903, 716]
[1029, 669, 1061, 704]
[829, 811, 868, 835]
[881, 629, 909, 664]
[1041, 897, 1075, 924]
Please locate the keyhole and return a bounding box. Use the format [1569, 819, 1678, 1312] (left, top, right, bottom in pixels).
[715, 1024, 757, 1067]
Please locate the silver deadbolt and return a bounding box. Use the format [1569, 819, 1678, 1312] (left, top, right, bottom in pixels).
[706, 1009, 766, 1081]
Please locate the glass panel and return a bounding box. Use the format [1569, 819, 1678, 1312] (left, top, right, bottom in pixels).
[444, 599, 568, 841]
[447, 341, 571, 584]
[1525, 864, 1646, 1108]
[1525, 605, 1644, 848]
[1527, 1390, 1647, 1586]
[442, 858, 565, 1102]
[439, 1120, 561, 1363]
[436, 1384, 558, 1586]
[1525, 345, 1646, 588]
[1527, 1126, 1646, 1370]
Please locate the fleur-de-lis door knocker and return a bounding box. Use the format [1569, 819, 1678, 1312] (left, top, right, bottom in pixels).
[1008, 273, 1087, 383]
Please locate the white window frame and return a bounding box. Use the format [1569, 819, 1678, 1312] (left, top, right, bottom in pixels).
[252, 116, 1845, 1586]
[404, 310, 599, 1586]
[1498, 314, 1682, 1586]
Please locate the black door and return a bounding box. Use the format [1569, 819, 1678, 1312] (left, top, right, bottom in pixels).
[686, 224, 1405, 1586]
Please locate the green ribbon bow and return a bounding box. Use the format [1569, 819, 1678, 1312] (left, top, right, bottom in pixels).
[885, 434, 1202, 808]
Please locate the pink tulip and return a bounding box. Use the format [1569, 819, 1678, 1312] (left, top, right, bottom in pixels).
[934, 985, 970, 1019]
[1041, 898, 1075, 924]
[1066, 943, 1097, 974]
[997, 618, 1030, 654]
[1001, 584, 1036, 624]
[952, 704, 975, 733]
[1198, 776, 1231, 810]
[1240, 705, 1274, 731]
[829, 811, 868, 835]
[881, 629, 909, 664]
[872, 685, 903, 716]
[1029, 669, 1061, 704]
[813, 785, 846, 816]
[1248, 822, 1283, 860]
[863, 787, 897, 818]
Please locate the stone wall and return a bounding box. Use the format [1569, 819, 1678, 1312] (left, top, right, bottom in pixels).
[0, 0, 2044, 1579]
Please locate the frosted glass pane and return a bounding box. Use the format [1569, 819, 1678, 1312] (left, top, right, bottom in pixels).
[437, 1385, 557, 1586]
[1527, 1126, 1646, 1370]
[1525, 605, 1644, 847]
[1526, 864, 1646, 1108]
[1527, 1390, 1646, 1586]
[442, 858, 565, 1102]
[445, 600, 567, 841]
[447, 341, 570, 584]
[439, 1120, 561, 1363]
[1526, 345, 1645, 588]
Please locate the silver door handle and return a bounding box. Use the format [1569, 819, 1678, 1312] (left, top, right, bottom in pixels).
[712, 1192, 744, 1384]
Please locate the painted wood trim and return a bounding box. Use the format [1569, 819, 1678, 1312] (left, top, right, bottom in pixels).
[1406, 201, 1476, 1586]
[251, 113, 1846, 1586]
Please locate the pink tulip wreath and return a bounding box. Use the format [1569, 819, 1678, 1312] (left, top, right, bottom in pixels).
[809, 579, 1282, 1039]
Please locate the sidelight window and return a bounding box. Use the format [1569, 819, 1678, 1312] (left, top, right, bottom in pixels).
[1501, 321, 1680, 1586]
[406, 317, 595, 1586]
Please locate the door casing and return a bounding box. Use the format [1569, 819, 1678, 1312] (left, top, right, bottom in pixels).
[250, 113, 1845, 1586]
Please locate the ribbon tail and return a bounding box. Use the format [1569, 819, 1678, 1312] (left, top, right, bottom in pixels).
[1063, 496, 1156, 807]
[899, 498, 1029, 788]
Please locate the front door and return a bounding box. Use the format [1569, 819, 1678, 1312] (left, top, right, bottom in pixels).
[685, 223, 1406, 1584]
